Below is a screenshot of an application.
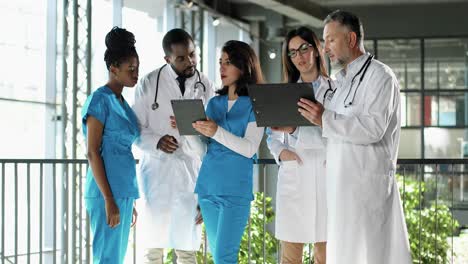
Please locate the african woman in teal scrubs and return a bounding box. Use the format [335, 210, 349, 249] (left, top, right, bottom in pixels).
[82, 27, 140, 263]
[193, 40, 265, 263]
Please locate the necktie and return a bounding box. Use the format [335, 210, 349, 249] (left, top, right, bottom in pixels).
[176, 76, 186, 95]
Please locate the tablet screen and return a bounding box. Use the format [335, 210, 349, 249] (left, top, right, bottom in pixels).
[248, 83, 316, 127]
[171, 99, 207, 135]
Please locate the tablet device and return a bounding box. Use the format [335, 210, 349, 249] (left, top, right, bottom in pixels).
[170, 99, 207, 135]
[248, 83, 316, 127]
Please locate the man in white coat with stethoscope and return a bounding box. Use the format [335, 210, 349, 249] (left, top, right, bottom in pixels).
[298, 10, 412, 264]
[132, 28, 214, 264]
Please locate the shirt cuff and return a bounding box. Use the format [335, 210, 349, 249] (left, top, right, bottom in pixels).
[211, 125, 224, 142]
[289, 127, 299, 139]
[274, 146, 287, 164]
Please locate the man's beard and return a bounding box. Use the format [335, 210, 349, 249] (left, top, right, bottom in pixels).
[337, 59, 347, 67]
[330, 56, 348, 69]
[171, 64, 196, 78]
[183, 67, 196, 78]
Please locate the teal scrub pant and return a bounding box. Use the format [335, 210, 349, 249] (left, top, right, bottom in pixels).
[85, 197, 134, 264]
[198, 195, 251, 264]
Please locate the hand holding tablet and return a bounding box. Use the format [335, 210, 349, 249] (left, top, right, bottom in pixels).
[170, 99, 207, 135]
[248, 83, 316, 127]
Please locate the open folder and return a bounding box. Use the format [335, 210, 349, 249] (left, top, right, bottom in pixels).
[248, 83, 316, 127]
[170, 99, 207, 135]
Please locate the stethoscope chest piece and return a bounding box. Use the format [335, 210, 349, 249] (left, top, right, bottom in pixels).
[152, 102, 159, 110]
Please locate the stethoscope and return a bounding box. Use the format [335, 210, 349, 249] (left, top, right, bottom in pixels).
[151, 64, 207, 110]
[322, 79, 334, 106]
[344, 54, 374, 107]
[323, 54, 373, 108]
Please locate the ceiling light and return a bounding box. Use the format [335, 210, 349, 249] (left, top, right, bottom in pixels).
[212, 17, 220, 27]
[268, 49, 277, 60]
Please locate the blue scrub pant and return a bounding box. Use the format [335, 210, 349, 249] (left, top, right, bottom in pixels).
[198, 195, 251, 264]
[85, 197, 134, 264]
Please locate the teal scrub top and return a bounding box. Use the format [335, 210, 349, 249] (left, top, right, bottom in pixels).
[195, 95, 257, 200]
[81, 86, 140, 198]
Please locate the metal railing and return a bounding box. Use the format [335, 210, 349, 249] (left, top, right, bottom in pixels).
[396, 159, 467, 264]
[0, 159, 90, 264]
[0, 159, 467, 263]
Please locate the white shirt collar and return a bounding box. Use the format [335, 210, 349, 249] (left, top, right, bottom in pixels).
[337, 52, 371, 82]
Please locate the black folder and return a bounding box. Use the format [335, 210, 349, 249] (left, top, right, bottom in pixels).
[248, 83, 316, 127]
[170, 99, 207, 135]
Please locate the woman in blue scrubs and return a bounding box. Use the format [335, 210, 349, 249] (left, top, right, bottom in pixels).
[82, 27, 140, 263]
[193, 40, 265, 263]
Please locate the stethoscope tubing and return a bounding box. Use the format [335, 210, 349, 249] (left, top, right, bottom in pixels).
[151, 64, 206, 110]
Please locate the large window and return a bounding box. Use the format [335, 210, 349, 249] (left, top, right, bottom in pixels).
[0, 1, 49, 158]
[122, 0, 167, 105]
[424, 38, 468, 158]
[361, 38, 468, 158]
[90, 0, 113, 94]
[212, 17, 251, 88]
[378, 39, 422, 90]
[425, 39, 468, 90]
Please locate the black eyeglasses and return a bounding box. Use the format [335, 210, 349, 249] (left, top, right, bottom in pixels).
[287, 43, 313, 58]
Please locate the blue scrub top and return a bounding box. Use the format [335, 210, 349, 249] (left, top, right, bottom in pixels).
[195, 95, 257, 200]
[81, 86, 140, 199]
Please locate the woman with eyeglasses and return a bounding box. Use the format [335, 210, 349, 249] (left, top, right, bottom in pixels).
[266, 27, 333, 264]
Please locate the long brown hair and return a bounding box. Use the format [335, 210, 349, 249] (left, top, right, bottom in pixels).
[282, 27, 328, 83]
[217, 40, 264, 96]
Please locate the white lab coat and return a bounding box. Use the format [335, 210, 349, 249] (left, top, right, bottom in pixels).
[267, 76, 329, 243]
[322, 53, 412, 264]
[132, 64, 214, 250]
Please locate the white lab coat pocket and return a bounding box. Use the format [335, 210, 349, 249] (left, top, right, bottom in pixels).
[341, 103, 364, 118]
[357, 170, 394, 221]
[277, 160, 300, 199]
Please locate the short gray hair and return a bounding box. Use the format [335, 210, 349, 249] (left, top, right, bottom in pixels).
[324, 10, 364, 44]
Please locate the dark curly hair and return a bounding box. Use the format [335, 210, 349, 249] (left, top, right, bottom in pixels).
[104, 26, 138, 70]
[216, 40, 264, 96]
